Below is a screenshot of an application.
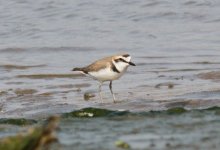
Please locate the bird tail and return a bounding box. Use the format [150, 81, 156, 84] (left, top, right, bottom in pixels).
[72, 67, 82, 71]
[72, 67, 88, 74]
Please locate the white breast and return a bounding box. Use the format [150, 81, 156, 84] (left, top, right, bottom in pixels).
[88, 67, 127, 82]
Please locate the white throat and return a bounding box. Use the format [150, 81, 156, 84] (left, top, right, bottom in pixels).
[112, 56, 131, 73]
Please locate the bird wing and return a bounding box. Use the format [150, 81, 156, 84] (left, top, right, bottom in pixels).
[83, 56, 113, 72]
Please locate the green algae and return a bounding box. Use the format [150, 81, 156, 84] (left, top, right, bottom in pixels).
[166, 107, 187, 114]
[61, 106, 188, 119]
[0, 128, 42, 150]
[0, 118, 37, 126]
[62, 106, 220, 119]
[0, 116, 59, 150]
[62, 107, 117, 118]
[150, 106, 220, 116]
[204, 106, 220, 115]
[205, 106, 220, 111]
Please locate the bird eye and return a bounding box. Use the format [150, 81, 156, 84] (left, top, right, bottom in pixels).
[114, 58, 128, 63]
[119, 58, 125, 61]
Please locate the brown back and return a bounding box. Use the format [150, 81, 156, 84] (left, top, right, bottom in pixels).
[82, 56, 113, 72]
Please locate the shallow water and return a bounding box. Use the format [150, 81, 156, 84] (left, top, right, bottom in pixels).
[1, 107, 220, 150]
[1, 0, 220, 149]
[58, 108, 220, 150]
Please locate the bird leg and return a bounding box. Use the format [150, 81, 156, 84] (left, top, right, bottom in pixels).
[109, 81, 116, 103]
[98, 82, 103, 102]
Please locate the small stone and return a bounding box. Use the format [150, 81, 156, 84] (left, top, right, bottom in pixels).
[168, 84, 174, 89]
[0, 91, 7, 96]
[84, 92, 95, 100]
[14, 89, 37, 96]
[115, 140, 130, 149]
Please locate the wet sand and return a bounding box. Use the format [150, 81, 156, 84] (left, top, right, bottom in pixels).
[1, 47, 220, 119]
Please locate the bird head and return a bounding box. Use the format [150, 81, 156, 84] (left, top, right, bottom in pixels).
[113, 54, 136, 67]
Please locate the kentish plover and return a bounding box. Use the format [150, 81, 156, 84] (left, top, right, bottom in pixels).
[72, 54, 135, 102]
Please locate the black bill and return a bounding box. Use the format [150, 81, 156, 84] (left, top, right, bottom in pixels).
[129, 61, 136, 66]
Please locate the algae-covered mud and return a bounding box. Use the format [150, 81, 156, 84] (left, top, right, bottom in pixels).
[1, 0, 220, 149]
[0, 116, 59, 150]
[58, 107, 220, 150]
[1, 107, 220, 150]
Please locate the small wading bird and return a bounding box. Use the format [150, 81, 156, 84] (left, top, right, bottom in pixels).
[72, 54, 136, 103]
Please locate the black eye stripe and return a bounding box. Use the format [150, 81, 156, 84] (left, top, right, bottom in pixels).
[119, 58, 126, 62]
[115, 58, 129, 63]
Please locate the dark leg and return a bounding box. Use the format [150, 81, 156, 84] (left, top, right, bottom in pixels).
[109, 81, 116, 103]
[99, 82, 103, 102]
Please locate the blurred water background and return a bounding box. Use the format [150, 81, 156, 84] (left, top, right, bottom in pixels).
[1, 0, 220, 149]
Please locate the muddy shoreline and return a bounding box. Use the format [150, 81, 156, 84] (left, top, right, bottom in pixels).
[1, 66, 220, 119]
